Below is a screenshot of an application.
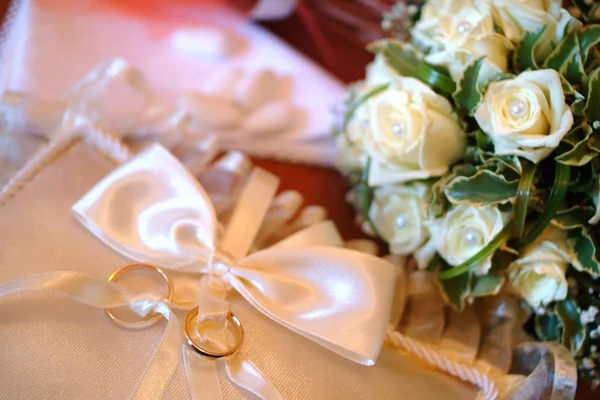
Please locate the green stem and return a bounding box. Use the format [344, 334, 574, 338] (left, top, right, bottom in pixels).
[513, 160, 537, 238]
[438, 222, 512, 280]
[360, 158, 382, 238]
[518, 162, 571, 246]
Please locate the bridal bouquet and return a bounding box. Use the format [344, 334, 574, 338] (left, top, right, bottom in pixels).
[335, 0, 600, 385]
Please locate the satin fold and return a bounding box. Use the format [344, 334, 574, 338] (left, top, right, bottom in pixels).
[71, 144, 396, 398]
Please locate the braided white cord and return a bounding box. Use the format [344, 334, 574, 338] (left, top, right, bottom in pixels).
[385, 330, 500, 400]
[82, 124, 131, 164]
[0, 130, 78, 205]
[0, 124, 131, 205]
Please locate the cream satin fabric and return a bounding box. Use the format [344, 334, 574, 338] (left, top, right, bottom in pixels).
[0, 141, 478, 399]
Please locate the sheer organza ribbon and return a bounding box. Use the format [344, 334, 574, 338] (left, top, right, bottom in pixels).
[60, 143, 394, 399]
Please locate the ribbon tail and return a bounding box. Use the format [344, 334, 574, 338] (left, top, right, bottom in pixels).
[131, 303, 182, 400]
[183, 345, 282, 400]
[183, 349, 223, 400]
[225, 354, 284, 400]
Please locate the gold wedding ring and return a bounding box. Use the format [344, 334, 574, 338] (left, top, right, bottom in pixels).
[184, 307, 244, 359]
[105, 263, 173, 328]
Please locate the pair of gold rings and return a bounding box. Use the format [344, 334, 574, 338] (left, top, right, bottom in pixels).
[105, 263, 243, 359]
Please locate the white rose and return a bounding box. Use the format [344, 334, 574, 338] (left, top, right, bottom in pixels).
[364, 77, 466, 186]
[508, 226, 569, 308]
[368, 183, 431, 256]
[474, 69, 574, 163]
[424, 2, 512, 82]
[490, 0, 581, 60]
[410, 0, 475, 51]
[431, 203, 509, 275]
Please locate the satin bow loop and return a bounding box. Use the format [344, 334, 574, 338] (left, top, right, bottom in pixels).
[73, 144, 396, 398]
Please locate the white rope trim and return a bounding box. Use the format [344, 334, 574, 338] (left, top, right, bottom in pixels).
[0, 124, 130, 205]
[82, 125, 130, 164]
[385, 330, 499, 400]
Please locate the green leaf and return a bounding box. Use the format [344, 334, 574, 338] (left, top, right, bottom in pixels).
[417, 63, 456, 96]
[513, 160, 537, 238]
[551, 206, 590, 229]
[572, 98, 587, 116]
[543, 26, 600, 82]
[562, 123, 592, 146]
[439, 273, 471, 310]
[342, 83, 389, 133]
[514, 26, 546, 72]
[438, 223, 512, 280]
[489, 155, 523, 176]
[555, 136, 598, 166]
[587, 133, 600, 152]
[470, 248, 509, 297]
[381, 41, 420, 77]
[560, 74, 578, 103]
[470, 149, 523, 176]
[535, 312, 561, 342]
[453, 58, 484, 115]
[570, 161, 595, 194]
[475, 130, 493, 151]
[381, 41, 455, 95]
[519, 163, 571, 246]
[544, 31, 579, 72]
[366, 39, 388, 53]
[429, 165, 477, 218]
[570, 228, 600, 275]
[555, 299, 586, 355]
[444, 170, 518, 206]
[563, 52, 586, 85]
[584, 68, 600, 121]
[471, 274, 504, 297]
[577, 25, 600, 66]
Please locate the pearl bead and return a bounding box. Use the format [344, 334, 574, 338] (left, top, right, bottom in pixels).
[509, 99, 528, 118]
[456, 21, 473, 35]
[395, 214, 408, 228]
[391, 121, 407, 137]
[463, 228, 483, 246]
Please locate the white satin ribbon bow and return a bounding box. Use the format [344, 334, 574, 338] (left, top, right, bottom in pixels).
[71, 144, 396, 399]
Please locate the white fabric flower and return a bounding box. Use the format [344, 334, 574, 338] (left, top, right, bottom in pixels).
[490, 0, 581, 60]
[474, 69, 574, 163]
[368, 183, 431, 256]
[431, 203, 508, 275]
[364, 77, 466, 186]
[508, 226, 569, 308]
[424, 2, 512, 82]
